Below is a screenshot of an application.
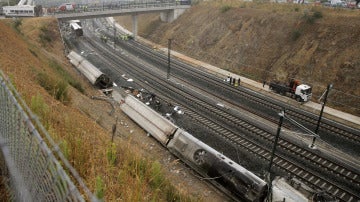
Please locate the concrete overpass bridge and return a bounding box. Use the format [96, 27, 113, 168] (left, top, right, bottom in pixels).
[54, 1, 190, 21]
[49, 1, 191, 38]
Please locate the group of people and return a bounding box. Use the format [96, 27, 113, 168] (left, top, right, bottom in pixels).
[225, 75, 268, 88]
[226, 76, 241, 87]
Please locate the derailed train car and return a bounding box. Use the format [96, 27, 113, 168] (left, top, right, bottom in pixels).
[120, 95, 268, 201]
[67, 51, 112, 88]
[120, 95, 177, 146]
[70, 22, 83, 36]
[168, 130, 268, 201]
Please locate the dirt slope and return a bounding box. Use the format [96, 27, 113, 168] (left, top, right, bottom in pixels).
[0, 17, 227, 201]
[115, 1, 360, 116]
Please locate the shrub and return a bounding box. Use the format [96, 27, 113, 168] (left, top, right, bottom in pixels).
[313, 11, 323, 19]
[220, 5, 232, 13]
[49, 60, 85, 93]
[106, 143, 117, 166]
[292, 30, 302, 41]
[54, 80, 69, 102]
[28, 48, 38, 57]
[31, 93, 49, 121]
[37, 72, 70, 103]
[95, 176, 105, 200]
[39, 25, 52, 45]
[149, 161, 165, 189]
[12, 19, 22, 33]
[302, 10, 323, 24]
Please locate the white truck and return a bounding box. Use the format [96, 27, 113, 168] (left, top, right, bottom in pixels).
[269, 79, 312, 102]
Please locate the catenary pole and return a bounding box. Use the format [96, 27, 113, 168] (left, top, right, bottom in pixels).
[310, 84, 332, 148]
[267, 110, 284, 202]
[167, 38, 172, 79]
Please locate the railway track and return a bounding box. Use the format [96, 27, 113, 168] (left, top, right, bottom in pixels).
[70, 20, 360, 201]
[110, 30, 360, 147]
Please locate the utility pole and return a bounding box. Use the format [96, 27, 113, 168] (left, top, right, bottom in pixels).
[267, 110, 284, 202]
[310, 84, 332, 148]
[167, 38, 172, 80]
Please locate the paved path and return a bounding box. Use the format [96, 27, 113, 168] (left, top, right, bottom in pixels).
[160, 48, 360, 128]
[109, 17, 360, 128]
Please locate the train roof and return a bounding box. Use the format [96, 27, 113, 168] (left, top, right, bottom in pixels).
[70, 22, 82, 30]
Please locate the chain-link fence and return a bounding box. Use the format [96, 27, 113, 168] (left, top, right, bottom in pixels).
[0, 71, 98, 201]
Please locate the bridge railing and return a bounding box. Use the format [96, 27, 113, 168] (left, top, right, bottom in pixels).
[0, 70, 98, 201]
[44, 0, 190, 15]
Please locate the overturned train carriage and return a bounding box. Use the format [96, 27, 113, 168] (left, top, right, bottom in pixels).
[67, 51, 112, 88]
[120, 95, 268, 201]
[120, 95, 177, 146]
[168, 130, 268, 202]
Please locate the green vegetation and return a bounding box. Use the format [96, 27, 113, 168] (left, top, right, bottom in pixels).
[292, 29, 302, 41]
[303, 10, 323, 24]
[31, 93, 50, 125]
[95, 176, 105, 200]
[12, 19, 22, 33]
[313, 10, 323, 19]
[106, 143, 117, 166]
[48, 60, 84, 93]
[149, 161, 165, 189]
[220, 5, 232, 13]
[28, 48, 38, 58]
[39, 25, 53, 45]
[118, 148, 196, 201]
[37, 72, 70, 103]
[61, 140, 70, 159]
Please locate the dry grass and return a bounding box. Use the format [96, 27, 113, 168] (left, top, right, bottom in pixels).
[0, 18, 203, 201]
[116, 0, 360, 115]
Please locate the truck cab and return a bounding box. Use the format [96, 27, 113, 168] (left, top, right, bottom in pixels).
[295, 84, 312, 102]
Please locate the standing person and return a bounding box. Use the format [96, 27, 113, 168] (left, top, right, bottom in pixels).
[238, 78, 241, 86]
[263, 80, 266, 88]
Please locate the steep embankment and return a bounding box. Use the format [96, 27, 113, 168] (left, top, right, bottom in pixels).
[115, 1, 360, 116]
[0, 18, 221, 201]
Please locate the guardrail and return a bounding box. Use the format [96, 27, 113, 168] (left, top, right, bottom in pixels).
[0, 70, 98, 201]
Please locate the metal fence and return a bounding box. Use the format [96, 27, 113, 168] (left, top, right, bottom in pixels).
[0, 70, 98, 201]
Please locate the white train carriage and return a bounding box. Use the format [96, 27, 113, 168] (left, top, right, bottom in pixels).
[120, 95, 178, 146]
[119, 95, 315, 201]
[70, 22, 83, 36]
[67, 51, 112, 88]
[3, 5, 42, 17]
[167, 129, 268, 202]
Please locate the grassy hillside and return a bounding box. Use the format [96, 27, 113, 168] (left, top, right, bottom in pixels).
[115, 1, 360, 116]
[0, 17, 216, 201]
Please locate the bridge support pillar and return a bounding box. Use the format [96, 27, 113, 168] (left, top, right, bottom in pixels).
[132, 14, 138, 41]
[160, 8, 187, 23]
